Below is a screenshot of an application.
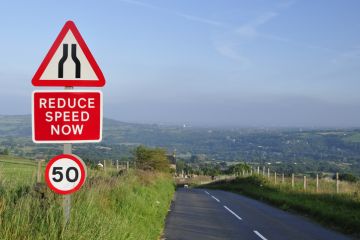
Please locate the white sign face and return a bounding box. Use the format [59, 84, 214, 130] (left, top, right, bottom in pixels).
[45, 154, 87, 195]
[40, 30, 98, 81]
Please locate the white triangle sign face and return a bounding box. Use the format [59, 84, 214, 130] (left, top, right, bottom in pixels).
[40, 30, 98, 81]
[32, 21, 105, 87]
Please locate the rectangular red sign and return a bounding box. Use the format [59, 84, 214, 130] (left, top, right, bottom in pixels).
[32, 90, 103, 143]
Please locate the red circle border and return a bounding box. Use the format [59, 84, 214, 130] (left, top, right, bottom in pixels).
[45, 154, 87, 195]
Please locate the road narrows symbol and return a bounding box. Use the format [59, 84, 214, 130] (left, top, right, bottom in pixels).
[71, 44, 81, 78]
[58, 44, 68, 78]
[58, 44, 81, 78]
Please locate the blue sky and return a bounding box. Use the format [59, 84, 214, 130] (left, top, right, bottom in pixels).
[1, 0, 360, 127]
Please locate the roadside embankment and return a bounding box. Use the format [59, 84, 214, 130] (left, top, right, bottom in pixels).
[201, 176, 360, 236]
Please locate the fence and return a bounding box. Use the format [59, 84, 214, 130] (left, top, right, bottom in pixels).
[0, 158, 138, 193]
[237, 166, 360, 195]
[101, 159, 131, 172]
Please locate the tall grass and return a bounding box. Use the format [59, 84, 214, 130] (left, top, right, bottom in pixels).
[0, 168, 174, 240]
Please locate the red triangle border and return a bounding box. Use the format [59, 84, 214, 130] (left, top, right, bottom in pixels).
[32, 21, 106, 87]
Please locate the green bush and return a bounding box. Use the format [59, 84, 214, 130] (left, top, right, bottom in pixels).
[334, 173, 358, 183]
[134, 146, 170, 172]
[2, 148, 9, 155]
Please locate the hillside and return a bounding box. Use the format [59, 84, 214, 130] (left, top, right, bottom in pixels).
[1, 115, 360, 175]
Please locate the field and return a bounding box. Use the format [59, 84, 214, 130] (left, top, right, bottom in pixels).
[0, 156, 39, 186]
[202, 175, 360, 236]
[344, 132, 360, 143]
[0, 156, 175, 240]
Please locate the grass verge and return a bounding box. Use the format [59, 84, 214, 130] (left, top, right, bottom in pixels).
[202, 176, 360, 236]
[0, 169, 175, 240]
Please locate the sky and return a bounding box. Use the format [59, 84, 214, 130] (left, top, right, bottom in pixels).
[1, 0, 360, 127]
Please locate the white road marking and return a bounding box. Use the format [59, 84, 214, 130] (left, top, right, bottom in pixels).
[254, 230, 267, 240]
[211, 195, 220, 202]
[204, 191, 210, 195]
[223, 205, 242, 220]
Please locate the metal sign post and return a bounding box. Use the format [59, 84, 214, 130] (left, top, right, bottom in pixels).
[63, 143, 72, 225]
[63, 87, 72, 225]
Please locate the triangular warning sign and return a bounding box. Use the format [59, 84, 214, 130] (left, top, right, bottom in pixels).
[32, 21, 106, 87]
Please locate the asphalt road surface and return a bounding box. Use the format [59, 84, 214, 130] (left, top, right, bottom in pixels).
[164, 188, 351, 240]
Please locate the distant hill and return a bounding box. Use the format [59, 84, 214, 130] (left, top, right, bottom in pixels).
[0, 114, 157, 139]
[0, 115, 194, 146]
[0, 115, 32, 136]
[1, 115, 360, 175]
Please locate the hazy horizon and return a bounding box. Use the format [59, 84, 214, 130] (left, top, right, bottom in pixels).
[1, 1, 360, 127]
[1, 113, 360, 129]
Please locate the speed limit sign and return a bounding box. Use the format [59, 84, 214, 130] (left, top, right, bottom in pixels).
[45, 154, 87, 194]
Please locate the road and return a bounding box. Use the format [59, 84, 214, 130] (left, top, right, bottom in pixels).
[164, 188, 351, 240]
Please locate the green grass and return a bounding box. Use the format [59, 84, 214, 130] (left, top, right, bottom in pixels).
[343, 133, 360, 143]
[0, 156, 175, 240]
[202, 176, 360, 236]
[0, 156, 39, 186]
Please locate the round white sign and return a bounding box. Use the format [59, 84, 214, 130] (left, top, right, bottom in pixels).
[45, 154, 86, 194]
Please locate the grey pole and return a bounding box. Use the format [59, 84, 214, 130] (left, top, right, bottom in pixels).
[63, 86, 73, 226]
[63, 143, 72, 225]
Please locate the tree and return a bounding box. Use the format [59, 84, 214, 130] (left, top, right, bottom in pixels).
[176, 160, 185, 174]
[228, 163, 251, 176]
[2, 148, 9, 155]
[134, 145, 169, 172]
[184, 164, 194, 175]
[333, 173, 358, 183]
[199, 164, 221, 176]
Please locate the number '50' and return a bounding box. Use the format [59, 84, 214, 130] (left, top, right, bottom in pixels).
[52, 167, 79, 182]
